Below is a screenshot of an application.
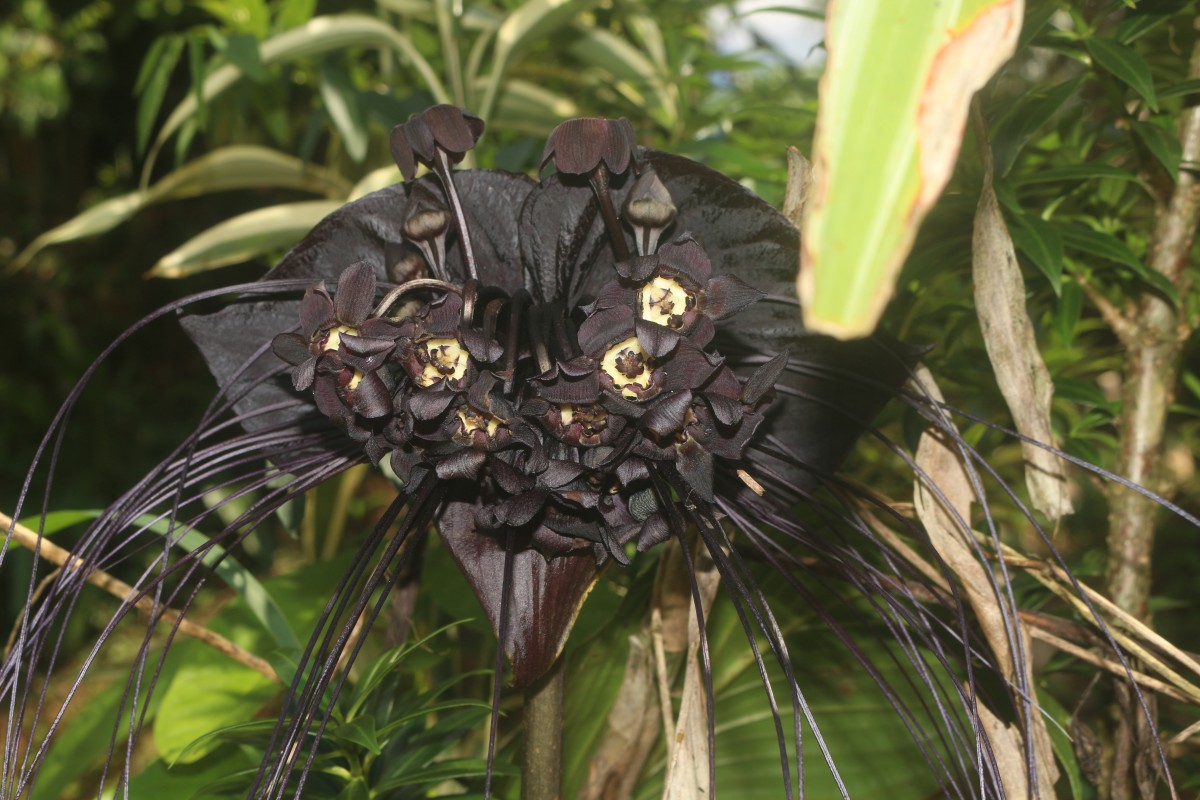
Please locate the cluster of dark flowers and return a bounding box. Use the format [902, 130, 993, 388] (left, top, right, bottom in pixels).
[272, 114, 782, 568]
[1, 105, 1180, 800]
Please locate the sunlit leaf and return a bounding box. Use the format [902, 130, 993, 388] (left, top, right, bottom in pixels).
[143, 15, 449, 185]
[477, 0, 597, 124]
[488, 78, 580, 137]
[800, 0, 1024, 338]
[149, 200, 344, 278]
[155, 556, 351, 762]
[11, 147, 350, 271]
[275, 0, 317, 31]
[567, 25, 677, 130]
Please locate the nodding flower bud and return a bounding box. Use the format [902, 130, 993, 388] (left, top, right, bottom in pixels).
[622, 168, 676, 255]
[390, 104, 485, 180]
[540, 116, 638, 176]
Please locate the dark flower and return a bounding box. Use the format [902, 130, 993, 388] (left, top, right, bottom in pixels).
[539, 116, 637, 175]
[2, 105, 1181, 800]
[390, 104, 485, 181]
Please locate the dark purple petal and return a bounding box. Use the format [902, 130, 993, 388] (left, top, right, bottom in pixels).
[660, 343, 717, 391]
[635, 515, 671, 552]
[704, 274, 764, 321]
[492, 457, 536, 494]
[299, 286, 335, 335]
[334, 262, 377, 325]
[313, 375, 347, 420]
[459, 328, 503, 364]
[435, 448, 487, 480]
[634, 318, 682, 358]
[503, 489, 550, 526]
[577, 306, 634, 356]
[438, 500, 600, 688]
[272, 332, 311, 366]
[742, 351, 788, 405]
[352, 371, 392, 418]
[409, 389, 457, 420]
[423, 104, 485, 158]
[705, 391, 744, 426]
[676, 439, 714, 503]
[390, 124, 419, 180]
[540, 459, 588, 488]
[657, 236, 711, 282]
[641, 390, 692, 438]
[535, 371, 600, 405]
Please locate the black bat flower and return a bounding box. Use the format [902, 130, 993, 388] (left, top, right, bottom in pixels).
[1, 105, 1179, 800]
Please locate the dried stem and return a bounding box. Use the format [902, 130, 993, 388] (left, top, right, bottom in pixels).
[522, 656, 564, 800]
[2, 511, 279, 683]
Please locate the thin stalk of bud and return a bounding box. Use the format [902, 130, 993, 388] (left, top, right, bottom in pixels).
[587, 164, 631, 264]
[433, 148, 480, 280]
[373, 278, 462, 318]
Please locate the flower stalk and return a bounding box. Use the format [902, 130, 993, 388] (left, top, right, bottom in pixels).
[522, 656, 565, 800]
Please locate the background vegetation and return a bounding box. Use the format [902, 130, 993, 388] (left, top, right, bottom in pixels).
[3, 0, 1199, 797]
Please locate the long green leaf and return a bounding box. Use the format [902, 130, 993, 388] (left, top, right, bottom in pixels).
[142, 15, 449, 185]
[476, 0, 596, 124]
[11, 147, 349, 272]
[318, 63, 370, 163]
[137, 35, 186, 154]
[486, 78, 580, 137]
[149, 200, 343, 277]
[800, 0, 1024, 338]
[567, 25, 677, 130]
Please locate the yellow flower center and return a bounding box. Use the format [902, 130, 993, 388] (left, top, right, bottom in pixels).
[639, 276, 694, 329]
[319, 324, 358, 352]
[601, 336, 654, 400]
[457, 405, 502, 437]
[416, 337, 469, 387]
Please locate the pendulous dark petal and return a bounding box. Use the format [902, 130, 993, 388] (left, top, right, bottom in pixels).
[439, 499, 600, 688]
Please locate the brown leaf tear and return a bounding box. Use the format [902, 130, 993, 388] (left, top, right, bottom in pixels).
[972, 125, 1074, 520]
[782, 146, 812, 231]
[913, 366, 1058, 794]
[660, 539, 720, 800]
[579, 634, 661, 800]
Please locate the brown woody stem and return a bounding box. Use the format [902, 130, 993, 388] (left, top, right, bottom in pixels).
[1103, 25, 1200, 800]
[522, 656, 565, 800]
[1106, 33, 1200, 627]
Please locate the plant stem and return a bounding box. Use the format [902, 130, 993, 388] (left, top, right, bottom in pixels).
[1103, 24, 1200, 800]
[522, 656, 564, 800]
[1106, 30, 1200, 627]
